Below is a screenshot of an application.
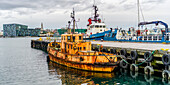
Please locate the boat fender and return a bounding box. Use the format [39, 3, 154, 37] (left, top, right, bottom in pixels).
[162, 54, 170, 66]
[130, 71, 138, 78]
[47, 56, 50, 62]
[107, 49, 110, 53]
[130, 64, 138, 72]
[162, 70, 170, 80]
[102, 48, 107, 52]
[144, 51, 154, 62]
[111, 49, 117, 54]
[120, 60, 128, 69]
[130, 51, 138, 60]
[120, 49, 127, 58]
[144, 74, 154, 83]
[144, 66, 154, 75]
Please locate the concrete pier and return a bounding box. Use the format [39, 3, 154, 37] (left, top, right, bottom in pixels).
[31, 39, 170, 78]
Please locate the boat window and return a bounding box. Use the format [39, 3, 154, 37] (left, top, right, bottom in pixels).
[71, 45, 72, 49]
[100, 25, 102, 28]
[103, 25, 106, 28]
[79, 36, 82, 40]
[64, 36, 65, 40]
[90, 25, 93, 28]
[95, 25, 99, 28]
[67, 36, 71, 41]
[100, 29, 102, 31]
[61, 36, 63, 40]
[73, 36, 75, 42]
[80, 47, 82, 50]
[78, 47, 79, 50]
[84, 47, 86, 50]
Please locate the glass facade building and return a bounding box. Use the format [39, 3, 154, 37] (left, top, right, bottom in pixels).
[3, 24, 40, 37]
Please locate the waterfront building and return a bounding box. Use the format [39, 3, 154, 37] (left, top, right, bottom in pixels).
[0, 30, 3, 37]
[3, 23, 41, 37]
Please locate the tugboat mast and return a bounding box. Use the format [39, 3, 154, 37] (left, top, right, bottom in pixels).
[69, 8, 76, 34]
[93, 5, 98, 23]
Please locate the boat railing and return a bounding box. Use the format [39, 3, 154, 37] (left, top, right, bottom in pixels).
[140, 35, 162, 41]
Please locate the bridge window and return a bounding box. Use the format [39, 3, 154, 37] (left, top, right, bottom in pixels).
[68, 36, 70, 40]
[84, 47, 86, 50]
[95, 25, 99, 28]
[73, 36, 75, 42]
[79, 36, 82, 40]
[61, 36, 63, 40]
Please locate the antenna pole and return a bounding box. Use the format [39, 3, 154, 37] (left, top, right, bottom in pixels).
[137, 0, 140, 30]
[71, 8, 75, 34]
[93, 5, 98, 23]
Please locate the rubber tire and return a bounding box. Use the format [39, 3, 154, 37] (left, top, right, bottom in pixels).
[111, 49, 117, 54]
[130, 51, 138, 60]
[162, 54, 170, 66]
[130, 64, 138, 72]
[120, 49, 127, 58]
[102, 48, 107, 52]
[144, 66, 154, 75]
[144, 51, 154, 62]
[120, 60, 128, 69]
[162, 70, 170, 80]
[130, 71, 138, 78]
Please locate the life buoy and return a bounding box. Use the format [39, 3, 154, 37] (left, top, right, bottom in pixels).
[144, 51, 154, 62]
[130, 64, 138, 72]
[120, 60, 128, 69]
[120, 49, 127, 58]
[162, 70, 170, 80]
[162, 54, 170, 66]
[130, 51, 138, 60]
[144, 66, 154, 75]
[111, 49, 117, 54]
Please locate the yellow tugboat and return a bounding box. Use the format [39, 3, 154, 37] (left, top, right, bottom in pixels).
[47, 9, 118, 72]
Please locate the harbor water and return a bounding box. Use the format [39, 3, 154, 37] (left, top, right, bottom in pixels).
[0, 38, 168, 85]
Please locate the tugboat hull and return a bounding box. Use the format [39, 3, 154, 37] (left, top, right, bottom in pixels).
[48, 53, 117, 72]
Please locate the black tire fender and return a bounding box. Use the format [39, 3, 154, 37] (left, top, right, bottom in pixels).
[144, 51, 154, 62]
[120, 49, 127, 58]
[130, 51, 138, 60]
[162, 54, 170, 66]
[111, 49, 117, 54]
[120, 60, 128, 69]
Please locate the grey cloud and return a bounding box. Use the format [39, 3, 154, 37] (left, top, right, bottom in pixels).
[119, 0, 128, 5]
[0, 0, 167, 16]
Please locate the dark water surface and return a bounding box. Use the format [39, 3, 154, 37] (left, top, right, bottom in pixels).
[0, 38, 168, 85]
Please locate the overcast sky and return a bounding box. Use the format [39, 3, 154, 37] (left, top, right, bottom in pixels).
[0, 0, 170, 30]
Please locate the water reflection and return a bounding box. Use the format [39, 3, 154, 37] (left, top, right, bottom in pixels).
[48, 61, 115, 85]
[47, 62, 169, 85]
